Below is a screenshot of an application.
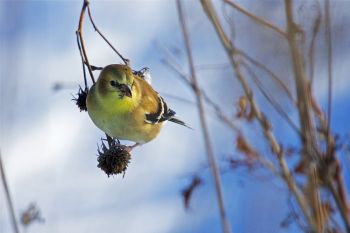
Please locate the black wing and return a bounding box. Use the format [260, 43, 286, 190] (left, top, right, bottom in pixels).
[145, 95, 191, 128]
[145, 95, 175, 124]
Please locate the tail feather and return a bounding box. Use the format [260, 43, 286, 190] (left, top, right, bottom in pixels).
[169, 117, 192, 129]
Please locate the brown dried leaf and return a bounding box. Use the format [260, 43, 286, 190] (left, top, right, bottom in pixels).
[236, 135, 258, 160]
[235, 96, 254, 121]
[182, 176, 202, 210]
[260, 113, 271, 131]
[20, 203, 44, 227]
[294, 159, 306, 174]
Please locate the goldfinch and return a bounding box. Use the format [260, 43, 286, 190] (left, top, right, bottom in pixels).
[86, 64, 188, 144]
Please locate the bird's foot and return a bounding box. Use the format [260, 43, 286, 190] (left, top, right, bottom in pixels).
[125, 143, 140, 152]
[104, 134, 139, 152]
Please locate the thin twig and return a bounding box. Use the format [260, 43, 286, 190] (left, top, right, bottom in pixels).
[85, 63, 103, 71]
[283, 1, 322, 230]
[202, 92, 239, 132]
[160, 39, 240, 132]
[162, 54, 238, 132]
[223, 0, 287, 38]
[161, 93, 195, 105]
[77, 0, 95, 83]
[200, 0, 315, 230]
[287, 195, 309, 231]
[87, 5, 129, 65]
[164, 57, 281, 176]
[195, 63, 230, 71]
[0, 152, 20, 233]
[284, 0, 319, 162]
[285, 3, 350, 231]
[311, 94, 350, 230]
[242, 62, 301, 135]
[325, 0, 333, 159]
[314, 2, 349, 228]
[283, 1, 350, 231]
[177, 1, 232, 233]
[307, 163, 327, 232]
[308, 2, 321, 84]
[328, 181, 350, 233]
[76, 32, 88, 89]
[236, 48, 295, 103]
[161, 58, 191, 84]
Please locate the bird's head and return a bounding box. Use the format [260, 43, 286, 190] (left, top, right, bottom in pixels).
[97, 64, 135, 98]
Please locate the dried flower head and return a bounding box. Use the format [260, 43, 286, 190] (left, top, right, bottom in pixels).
[236, 134, 258, 160]
[97, 140, 131, 177]
[73, 86, 88, 112]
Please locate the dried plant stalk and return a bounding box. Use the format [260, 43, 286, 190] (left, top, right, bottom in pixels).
[200, 0, 317, 231]
[0, 153, 20, 233]
[199, 0, 350, 232]
[177, 1, 232, 233]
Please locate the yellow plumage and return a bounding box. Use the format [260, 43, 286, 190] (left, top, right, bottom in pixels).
[86, 64, 187, 144]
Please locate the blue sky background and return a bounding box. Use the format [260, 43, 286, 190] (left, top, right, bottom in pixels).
[1, 1, 350, 233]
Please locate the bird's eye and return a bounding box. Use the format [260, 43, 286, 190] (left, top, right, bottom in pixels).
[110, 80, 116, 86]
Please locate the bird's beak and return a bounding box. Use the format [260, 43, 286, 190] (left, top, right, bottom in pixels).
[120, 84, 132, 98]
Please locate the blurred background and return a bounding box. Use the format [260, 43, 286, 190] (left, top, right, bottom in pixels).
[1, 1, 350, 233]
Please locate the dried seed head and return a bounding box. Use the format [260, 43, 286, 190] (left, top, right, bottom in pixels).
[97, 141, 131, 177]
[73, 87, 88, 112]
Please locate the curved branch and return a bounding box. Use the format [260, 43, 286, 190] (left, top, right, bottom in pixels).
[77, 0, 95, 83]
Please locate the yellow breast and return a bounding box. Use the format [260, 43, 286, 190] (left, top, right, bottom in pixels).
[86, 84, 162, 143]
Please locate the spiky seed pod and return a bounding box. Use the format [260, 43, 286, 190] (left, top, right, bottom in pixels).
[73, 87, 88, 112]
[97, 141, 131, 177]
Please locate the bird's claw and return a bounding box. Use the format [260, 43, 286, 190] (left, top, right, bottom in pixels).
[125, 143, 140, 152]
[104, 134, 139, 152]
